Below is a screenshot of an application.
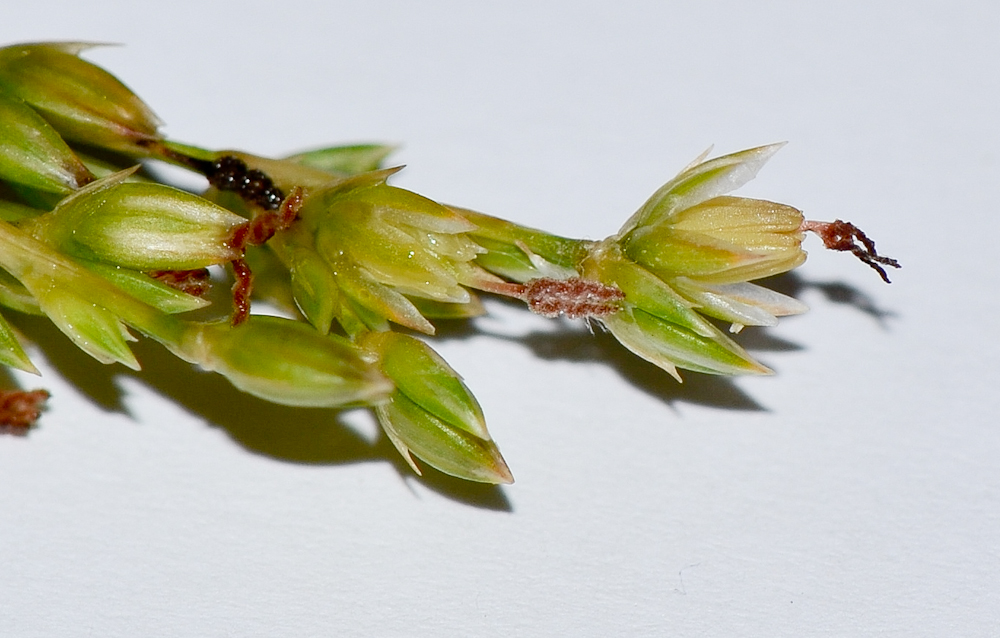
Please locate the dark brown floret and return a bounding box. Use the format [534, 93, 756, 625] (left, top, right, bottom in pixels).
[204, 155, 286, 211]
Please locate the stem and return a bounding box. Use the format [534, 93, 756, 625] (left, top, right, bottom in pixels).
[453, 207, 591, 271]
[140, 139, 342, 192]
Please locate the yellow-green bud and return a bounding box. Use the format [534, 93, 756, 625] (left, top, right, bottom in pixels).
[0, 310, 38, 374]
[0, 92, 94, 194]
[26, 168, 245, 270]
[365, 331, 488, 439]
[567, 145, 813, 378]
[0, 42, 161, 154]
[179, 316, 393, 409]
[622, 196, 806, 285]
[376, 392, 513, 484]
[582, 240, 769, 379]
[28, 284, 140, 370]
[364, 331, 512, 484]
[276, 168, 499, 336]
[313, 172, 483, 302]
[615, 145, 809, 334]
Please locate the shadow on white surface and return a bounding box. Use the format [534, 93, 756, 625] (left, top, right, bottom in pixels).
[7, 269, 898, 513]
[10, 314, 514, 510]
[764, 272, 900, 328]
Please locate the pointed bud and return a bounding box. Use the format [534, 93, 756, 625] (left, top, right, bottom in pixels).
[364, 331, 512, 484]
[563, 145, 814, 378]
[376, 393, 513, 484]
[27, 168, 245, 270]
[81, 261, 210, 315]
[287, 245, 339, 333]
[31, 286, 139, 370]
[313, 171, 482, 303]
[582, 240, 769, 379]
[0, 42, 161, 153]
[0, 310, 38, 374]
[365, 331, 488, 439]
[0, 92, 94, 194]
[293, 170, 501, 335]
[180, 316, 392, 408]
[0, 267, 40, 315]
[612, 146, 811, 336]
[622, 196, 806, 285]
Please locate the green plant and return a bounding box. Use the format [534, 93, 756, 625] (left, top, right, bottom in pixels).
[0, 42, 899, 481]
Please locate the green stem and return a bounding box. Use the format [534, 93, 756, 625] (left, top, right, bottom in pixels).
[453, 207, 590, 272]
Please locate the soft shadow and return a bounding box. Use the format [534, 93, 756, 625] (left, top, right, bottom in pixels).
[378, 438, 512, 512]
[521, 328, 766, 412]
[762, 272, 898, 327]
[128, 338, 511, 509]
[12, 313, 510, 510]
[9, 272, 892, 508]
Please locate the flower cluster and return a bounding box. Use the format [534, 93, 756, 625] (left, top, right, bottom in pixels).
[0, 42, 897, 484]
[582, 144, 811, 379]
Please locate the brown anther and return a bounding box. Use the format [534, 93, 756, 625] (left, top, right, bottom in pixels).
[0, 389, 50, 433]
[802, 219, 901, 283]
[149, 269, 212, 297]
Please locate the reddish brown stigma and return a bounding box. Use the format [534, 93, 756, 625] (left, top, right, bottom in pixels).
[227, 187, 304, 326]
[802, 219, 901, 283]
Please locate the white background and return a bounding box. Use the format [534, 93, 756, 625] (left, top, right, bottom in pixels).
[2, 1, 998, 635]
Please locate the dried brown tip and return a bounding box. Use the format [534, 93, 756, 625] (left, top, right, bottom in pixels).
[0, 389, 50, 433]
[802, 220, 901, 283]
